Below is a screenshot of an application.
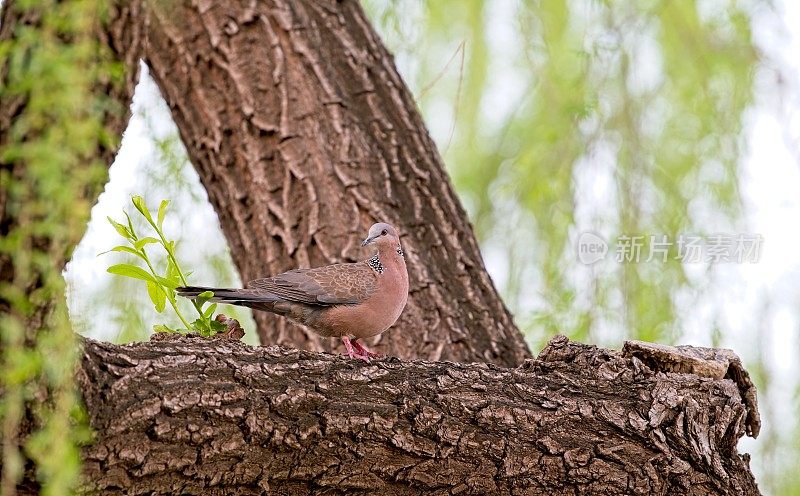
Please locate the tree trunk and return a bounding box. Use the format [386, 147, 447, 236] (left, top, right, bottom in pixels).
[0, 0, 143, 329]
[0, 2, 143, 493]
[79, 334, 760, 495]
[139, 0, 529, 366]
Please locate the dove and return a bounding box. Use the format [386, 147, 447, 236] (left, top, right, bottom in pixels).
[177, 223, 408, 361]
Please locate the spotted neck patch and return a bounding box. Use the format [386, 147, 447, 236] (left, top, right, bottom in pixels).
[396, 245, 404, 257]
[368, 254, 384, 274]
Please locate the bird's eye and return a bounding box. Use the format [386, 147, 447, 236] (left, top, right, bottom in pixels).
[381, 229, 388, 236]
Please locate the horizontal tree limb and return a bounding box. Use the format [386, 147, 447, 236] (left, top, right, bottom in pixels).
[76, 335, 760, 495]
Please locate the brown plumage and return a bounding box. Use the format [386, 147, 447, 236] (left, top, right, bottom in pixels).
[177, 223, 408, 361]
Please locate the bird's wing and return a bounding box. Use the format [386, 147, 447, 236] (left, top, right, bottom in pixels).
[247, 262, 377, 306]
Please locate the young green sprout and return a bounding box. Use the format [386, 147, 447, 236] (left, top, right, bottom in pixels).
[102, 195, 227, 337]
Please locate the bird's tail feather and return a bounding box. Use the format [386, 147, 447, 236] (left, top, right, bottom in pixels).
[176, 286, 279, 306]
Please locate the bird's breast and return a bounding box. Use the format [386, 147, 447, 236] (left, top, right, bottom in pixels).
[372, 255, 409, 330]
[304, 250, 408, 338]
[317, 257, 407, 339]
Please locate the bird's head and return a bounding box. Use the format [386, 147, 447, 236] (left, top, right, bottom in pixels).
[361, 222, 401, 250]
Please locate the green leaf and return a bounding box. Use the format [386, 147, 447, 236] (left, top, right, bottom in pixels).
[203, 303, 217, 319]
[190, 318, 210, 336]
[152, 324, 176, 334]
[131, 195, 154, 223]
[156, 276, 180, 290]
[190, 317, 226, 337]
[157, 199, 170, 228]
[98, 245, 146, 261]
[166, 258, 179, 278]
[146, 281, 166, 313]
[134, 237, 159, 251]
[124, 211, 136, 238]
[107, 216, 132, 240]
[196, 290, 214, 307]
[111, 245, 142, 256]
[167, 257, 186, 283]
[107, 264, 157, 283]
[210, 320, 227, 333]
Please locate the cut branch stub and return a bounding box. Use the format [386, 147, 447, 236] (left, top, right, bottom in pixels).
[622, 339, 760, 438]
[77, 334, 760, 495]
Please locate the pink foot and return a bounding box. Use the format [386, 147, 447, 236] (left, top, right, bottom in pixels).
[352, 339, 383, 359]
[341, 336, 370, 362]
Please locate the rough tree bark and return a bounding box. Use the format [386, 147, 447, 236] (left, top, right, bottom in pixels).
[78, 335, 760, 495]
[139, 0, 529, 366]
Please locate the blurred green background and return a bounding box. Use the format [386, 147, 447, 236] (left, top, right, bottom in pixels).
[56, 0, 799, 494]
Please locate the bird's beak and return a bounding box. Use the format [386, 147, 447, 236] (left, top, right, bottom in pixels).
[361, 235, 376, 246]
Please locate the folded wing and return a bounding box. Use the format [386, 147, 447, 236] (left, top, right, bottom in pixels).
[247, 262, 377, 306]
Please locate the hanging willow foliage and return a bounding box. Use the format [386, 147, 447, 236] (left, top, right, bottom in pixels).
[365, 0, 757, 347]
[0, 0, 126, 493]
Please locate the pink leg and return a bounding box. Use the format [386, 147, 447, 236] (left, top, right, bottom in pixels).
[352, 339, 383, 359]
[341, 336, 370, 362]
